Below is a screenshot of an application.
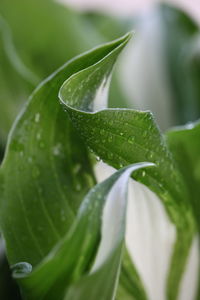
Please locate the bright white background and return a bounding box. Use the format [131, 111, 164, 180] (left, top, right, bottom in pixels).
[58, 0, 200, 24]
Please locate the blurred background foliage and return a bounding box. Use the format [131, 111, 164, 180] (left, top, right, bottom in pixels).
[0, 0, 200, 298]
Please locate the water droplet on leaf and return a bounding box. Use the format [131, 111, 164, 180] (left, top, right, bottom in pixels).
[36, 133, 41, 140]
[34, 113, 40, 123]
[28, 157, 33, 163]
[19, 151, 24, 157]
[75, 183, 81, 191]
[53, 143, 62, 156]
[128, 136, 135, 144]
[142, 171, 146, 177]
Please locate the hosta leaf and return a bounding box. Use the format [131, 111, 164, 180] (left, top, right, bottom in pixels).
[161, 4, 200, 125]
[0, 0, 100, 80]
[58, 33, 198, 299]
[0, 16, 32, 144]
[0, 0, 101, 144]
[0, 31, 198, 300]
[166, 121, 200, 300]
[121, 4, 200, 131]
[0, 0, 129, 146]
[166, 120, 200, 232]
[0, 33, 133, 299]
[13, 163, 153, 300]
[116, 248, 147, 300]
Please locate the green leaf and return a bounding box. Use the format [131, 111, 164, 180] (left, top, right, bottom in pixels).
[0, 0, 129, 147]
[0, 33, 136, 299]
[123, 4, 200, 131]
[166, 121, 200, 300]
[58, 33, 197, 299]
[0, 31, 198, 300]
[0, 16, 32, 144]
[116, 248, 147, 300]
[0, 33, 131, 265]
[166, 120, 200, 232]
[14, 163, 153, 300]
[0, 0, 102, 144]
[160, 4, 200, 125]
[0, 0, 100, 80]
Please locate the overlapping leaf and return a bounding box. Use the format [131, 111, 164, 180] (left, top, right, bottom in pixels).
[0, 31, 198, 300]
[0, 0, 130, 147]
[13, 163, 152, 300]
[166, 121, 200, 232]
[0, 0, 100, 145]
[0, 34, 134, 299]
[59, 33, 197, 299]
[166, 121, 200, 299]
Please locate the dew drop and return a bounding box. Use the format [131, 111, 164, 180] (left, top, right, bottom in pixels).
[142, 170, 146, 177]
[36, 132, 41, 140]
[148, 152, 154, 159]
[143, 131, 148, 138]
[19, 151, 24, 157]
[128, 136, 135, 144]
[28, 156, 33, 163]
[156, 161, 160, 167]
[88, 147, 94, 153]
[75, 183, 81, 191]
[53, 143, 61, 156]
[34, 113, 40, 123]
